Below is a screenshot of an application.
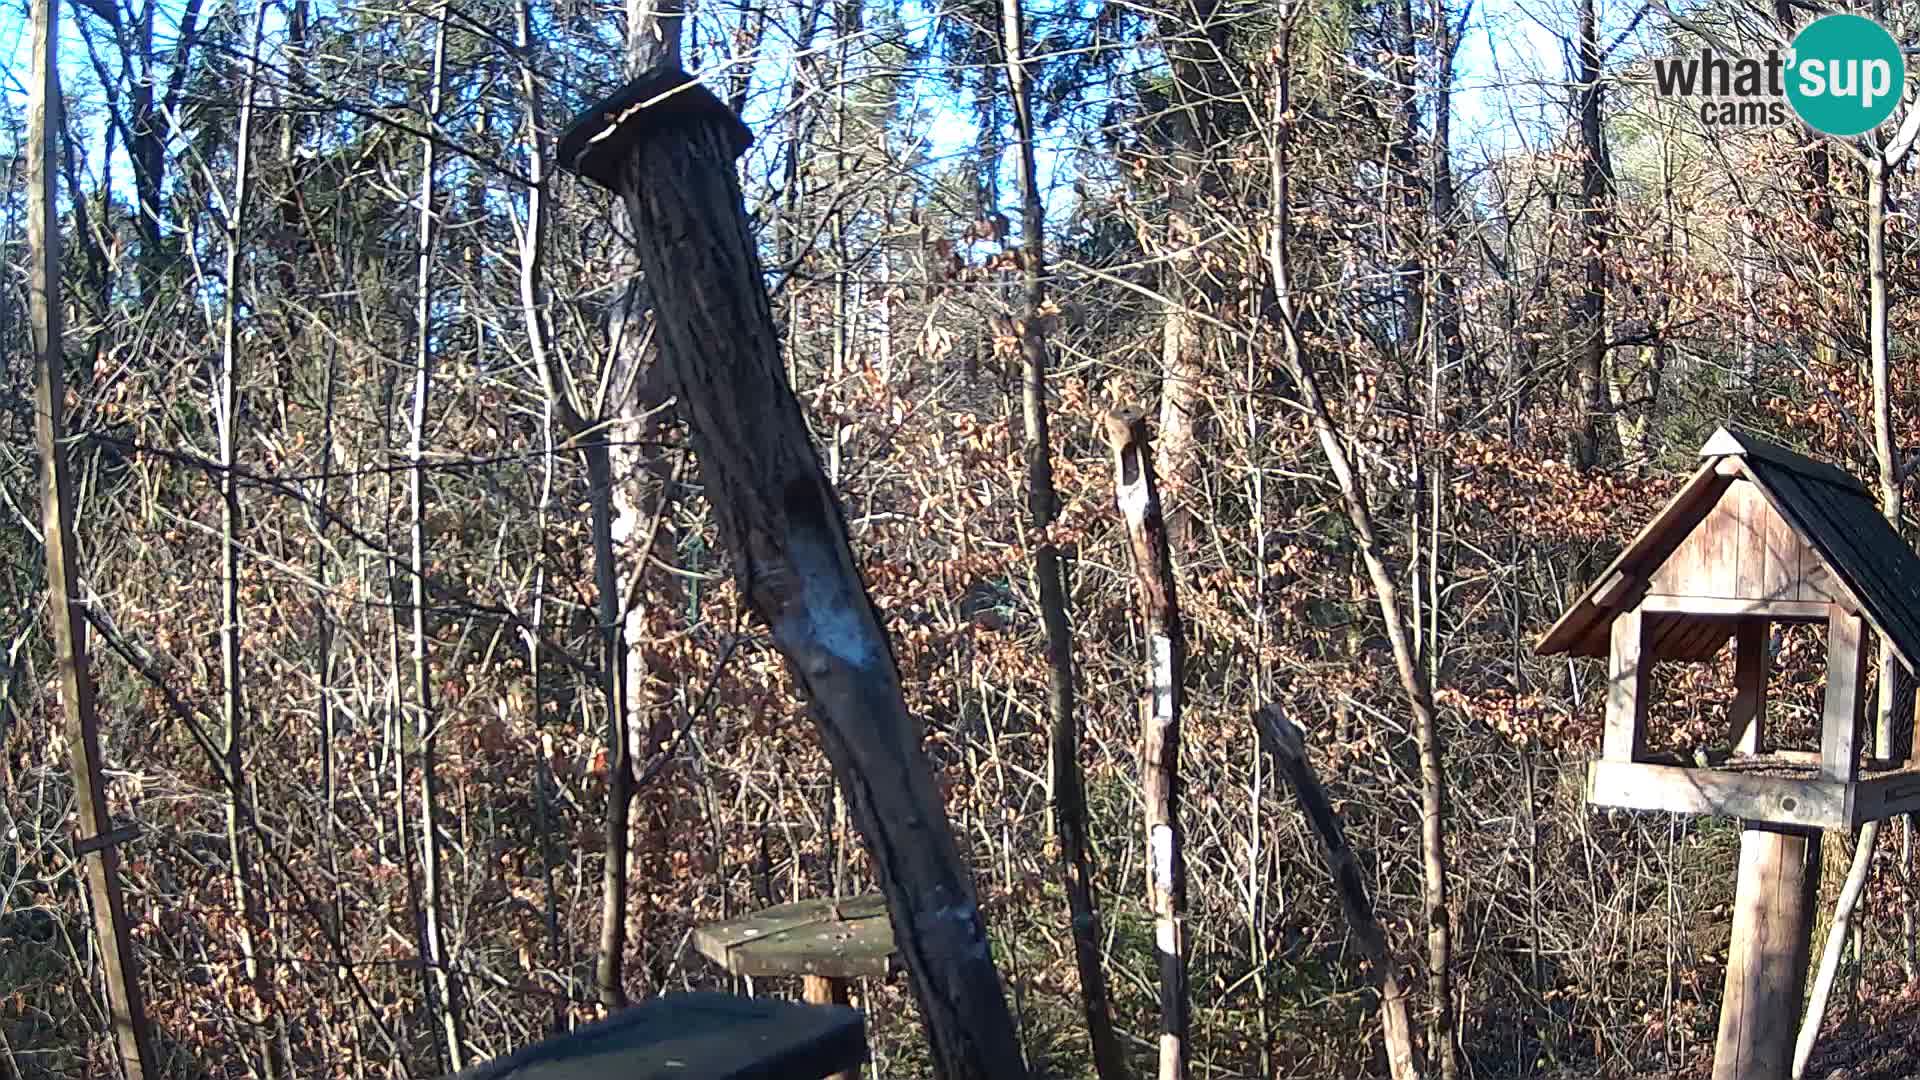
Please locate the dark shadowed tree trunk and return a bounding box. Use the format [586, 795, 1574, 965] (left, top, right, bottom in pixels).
[559, 70, 1028, 1080]
[1253, 706, 1419, 1080]
[1569, 0, 1616, 476]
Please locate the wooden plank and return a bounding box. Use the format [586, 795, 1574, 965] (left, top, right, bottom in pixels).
[1729, 482, 1770, 600]
[1648, 504, 1728, 598]
[1912, 688, 1920, 771]
[452, 992, 868, 1080]
[1644, 612, 1690, 661]
[1639, 595, 1832, 620]
[1712, 825, 1820, 1080]
[692, 896, 896, 980]
[1593, 570, 1637, 608]
[1604, 608, 1650, 763]
[1678, 618, 1734, 662]
[1821, 606, 1868, 782]
[1759, 488, 1804, 602]
[1586, 760, 1849, 829]
[1849, 769, 1920, 826]
[1730, 619, 1769, 755]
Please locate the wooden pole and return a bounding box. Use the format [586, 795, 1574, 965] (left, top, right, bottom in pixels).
[1252, 706, 1419, 1080]
[27, 0, 158, 1072]
[1713, 823, 1820, 1080]
[1103, 407, 1189, 1080]
[802, 977, 858, 1080]
[557, 69, 1026, 1080]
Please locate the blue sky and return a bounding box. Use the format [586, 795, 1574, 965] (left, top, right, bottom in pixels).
[0, 0, 1801, 217]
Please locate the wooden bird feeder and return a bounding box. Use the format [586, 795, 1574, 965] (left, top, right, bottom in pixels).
[1539, 426, 1920, 1079]
[693, 895, 898, 1080]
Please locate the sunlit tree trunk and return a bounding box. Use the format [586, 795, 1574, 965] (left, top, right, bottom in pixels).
[28, 0, 158, 1070]
[1000, 0, 1128, 1072]
[409, 4, 464, 1066]
[216, 8, 280, 1073]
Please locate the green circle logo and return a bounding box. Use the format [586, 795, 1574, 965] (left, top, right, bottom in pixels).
[1787, 14, 1906, 137]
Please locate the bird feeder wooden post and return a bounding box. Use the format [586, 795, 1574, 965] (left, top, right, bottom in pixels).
[1539, 427, 1920, 1080]
[554, 67, 1027, 1080]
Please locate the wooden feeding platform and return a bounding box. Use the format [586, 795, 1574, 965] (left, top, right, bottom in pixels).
[692, 895, 896, 1080]
[1539, 426, 1920, 1080]
[692, 894, 897, 993]
[449, 991, 866, 1080]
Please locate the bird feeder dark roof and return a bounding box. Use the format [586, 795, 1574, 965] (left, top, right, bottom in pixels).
[1537, 426, 1920, 672]
[555, 66, 752, 190]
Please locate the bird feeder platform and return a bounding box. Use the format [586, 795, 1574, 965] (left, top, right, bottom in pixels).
[693, 894, 898, 992]
[1540, 426, 1920, 1080]
[692, 895, 896, 1080]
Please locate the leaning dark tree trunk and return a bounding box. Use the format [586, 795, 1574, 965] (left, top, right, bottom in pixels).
[558, 69, 1027, 1080]
[1253, 706, 1419, 1080]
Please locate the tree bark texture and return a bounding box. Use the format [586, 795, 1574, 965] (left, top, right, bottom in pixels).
[596, 0, 682, 1006]
[568, 70, 1027, 1080]
[1000, 0, 1127, 1071]
[1150, 0, 1232, 555]
[28, 0, 159, 1072]
[1104, 408, 1189, 1080]
[1253, 705, 1419, 1080]
[1569, 0, 1616, 474]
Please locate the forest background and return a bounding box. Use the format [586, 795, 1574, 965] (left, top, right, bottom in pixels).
[4, 0, 1920, 1076]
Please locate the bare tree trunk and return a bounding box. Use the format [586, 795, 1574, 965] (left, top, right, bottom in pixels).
[560, 70, 1028, 1080]
[1151, 0, 1232, 554]
[1429, 0, 1464, 382]
[409, 5, 464, 1067]
[1569, 0, 1616, 475]
[1253, 706, 1420, 1080]
[28, 0, 157, 1071]
[1796, 146, 1907, 1078]
[1103, 409, 1189, 1080]
[216, 7, 279, 1073]
[1000, 0, 1126, 1073]
[1793, 818, 1878, 1079]
[1266, 13, 1455, 1075]
[591, 0, 684, 1007]
[512, 0, 573, 1032]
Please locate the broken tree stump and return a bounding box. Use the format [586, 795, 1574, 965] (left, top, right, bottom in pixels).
[1104, 406, 1189, 1080]
[556, 67, 1026, 1080]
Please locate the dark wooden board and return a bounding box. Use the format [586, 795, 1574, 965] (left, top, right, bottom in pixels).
[450, 993, 866, 1080]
